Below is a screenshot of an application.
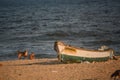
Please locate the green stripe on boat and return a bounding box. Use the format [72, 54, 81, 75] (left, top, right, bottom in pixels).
[61, 54, 109, 63]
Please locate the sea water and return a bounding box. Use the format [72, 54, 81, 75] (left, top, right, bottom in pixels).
[0, 0, 120, 60]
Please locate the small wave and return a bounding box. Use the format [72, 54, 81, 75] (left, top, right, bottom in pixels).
[113, 30, 120, 34]
[0, 52, 17, 61]
[46, 30, 69, 37]
[45, 30, 101, 38]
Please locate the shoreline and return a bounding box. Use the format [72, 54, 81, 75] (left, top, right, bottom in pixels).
[0, 57, 120, 80]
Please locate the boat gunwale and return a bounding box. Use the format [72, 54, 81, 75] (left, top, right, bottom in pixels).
[64, 45, 112, 52]
[56, 41, 113, 52]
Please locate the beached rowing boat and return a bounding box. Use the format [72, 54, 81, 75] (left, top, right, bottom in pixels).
[54, 41, 115, 63]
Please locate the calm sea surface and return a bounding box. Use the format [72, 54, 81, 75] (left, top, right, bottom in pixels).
[0, 0, 120, 61]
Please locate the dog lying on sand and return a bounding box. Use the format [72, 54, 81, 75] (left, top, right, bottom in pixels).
[29, 52, 35, 60]
[17, 50, 28, 59]
[111, 70, 120, 80]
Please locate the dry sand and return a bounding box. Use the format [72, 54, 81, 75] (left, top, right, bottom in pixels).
[0, 57, 120, 80]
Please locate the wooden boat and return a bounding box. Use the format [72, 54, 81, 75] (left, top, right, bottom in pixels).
[54, 41, 115, 63]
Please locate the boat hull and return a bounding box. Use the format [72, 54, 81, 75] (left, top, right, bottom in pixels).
[60, 54, 109, 62]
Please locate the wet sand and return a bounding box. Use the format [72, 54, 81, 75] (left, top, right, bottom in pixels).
[0, 57, 120, 80]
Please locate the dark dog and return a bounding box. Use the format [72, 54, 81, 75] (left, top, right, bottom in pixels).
[17, 50, 28, 59]
[111, 70, 120, 80]
[29, 52, 35, 60]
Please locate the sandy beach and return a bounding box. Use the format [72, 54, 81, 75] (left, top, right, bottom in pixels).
[0, 57, 120, 80]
